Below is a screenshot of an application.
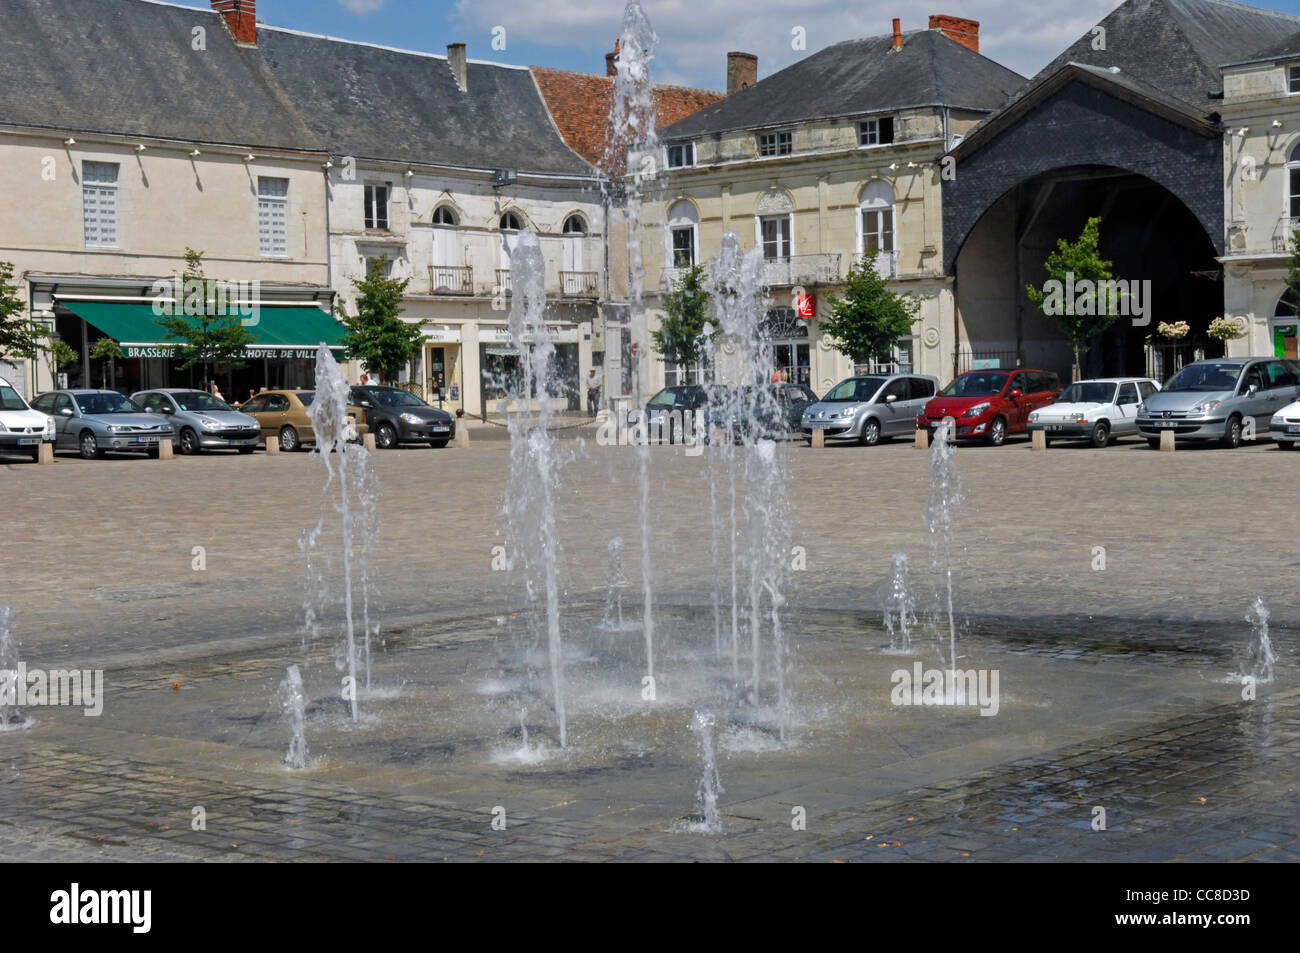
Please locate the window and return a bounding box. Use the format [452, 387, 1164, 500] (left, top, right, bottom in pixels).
[363, 255, 392, 278]
[667, 200, 699, 268]
[500, 212, 522, 231]
[1288, 143, 1300, 219]
[910, 377, 935, 399]
[881, 378, 909, 403]
[667, 142, 695, 168]
[1117, 383, 1139, 405]
[759, 215, 791, 260]
[562, 214, 586, 235]
[241, 395, 268, 413]
[664, 360, 703, 387]
[758, 131, 792, 157]
[1290, 65, 1300, 94]
[858, 181, 897, 276]
[258, 177, 289, 258]
[364, 184, 389, 230]
[671, 228, 695, 266]
[1137, 380, 1159, 401]
[432, 206, 457, 226]
[858, 117, 895, 146]
[82, 161, 119, 247]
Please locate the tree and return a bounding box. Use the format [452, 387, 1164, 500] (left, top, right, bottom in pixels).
[154, 248, 254, 388]
[820, 247, 921, 368]
[0, 260, 47, 362]
[1285, 225, 1300, 306]
[90, 337, 123, 389]
[651, 265, 717, 373]
[339, 256, 421, 380]
[1025, 217, 1121, 381]
[44, 338, 77, 385]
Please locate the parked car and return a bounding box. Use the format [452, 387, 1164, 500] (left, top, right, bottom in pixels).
[1136, 357, 1300, 448]
[238, 389, 368, 451]
[714, 383, 819, 441]
[28, 389, 174, 459]
[633, 384, 728, 443]
[917, 369, 1062, 445]
[131, 388, 260, 455]
[1270, 395, 1300, 449]
[348, 385, 455, 449]
[802, 374, 938, 445]
[0, 375, 55, 461]
[1027, 377, 1161, 447]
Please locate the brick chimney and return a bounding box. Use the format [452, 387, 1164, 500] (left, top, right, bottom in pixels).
[892, 18, 903, 50]
[929, 14, 979, 53]
[447, 42, 467, 92]
[606, 40, 620, 77]
[727, 52, 757, 94]
[211, 1, 256, 45]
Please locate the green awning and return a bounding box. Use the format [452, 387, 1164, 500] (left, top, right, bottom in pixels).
[60, 301, 346, 361]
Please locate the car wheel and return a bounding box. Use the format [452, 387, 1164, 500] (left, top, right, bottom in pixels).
[279, 426, 301, 452]
[375, 423, 397, 449]
[147, 447, 160, 458]
[28, 448, 39, 462]
[1222, 416, 1242, 449]
[1042, 436, 1052, 448]
[1090, 422, 1110, 448]
[1147, 437, 1161, 449]
[237, 445, 255, 454]
[79, 430, 103, 460]
[859, 418, 881, 446]
[1276, 439, 1295, 450]
[987, 416, 1007, 446]
[178, 427, 200, 455]
[431, 439, 449, 449]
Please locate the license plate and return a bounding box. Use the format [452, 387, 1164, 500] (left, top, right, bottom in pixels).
[432, 427, 449, 434]
[17, 437, 38, 445]
[227, 439, 248, 446]
[1158, 421, 1175, 429]
[133, 436, 159, 444]
[1287, 425, 1300, 434]
[1047, 424, 1062, 432]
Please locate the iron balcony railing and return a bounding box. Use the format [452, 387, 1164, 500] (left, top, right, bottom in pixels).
[560, 271, 599, 297]
[760, 253, 844, 287]
[428, 265, 473, 295]
[495, 269, 512, 295]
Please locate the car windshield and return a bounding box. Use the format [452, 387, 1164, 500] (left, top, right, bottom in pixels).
[647, 388, 693, 408]
[1164, 363, 1241, 392]
[1058, 382, 1116, 404]
[74, 392, 140, 414]
[373, 389, 427, 408]
[172, 392, 232, 412]
[824, 378, 885, 402]
[939, 373, 1010, 398]
[0, 385, 28, 411]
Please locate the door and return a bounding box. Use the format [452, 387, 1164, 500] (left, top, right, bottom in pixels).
[906, 377, 935, 428]
[1239, 362, 1270, 435]
[428, 347, 446, 403]
[1262, 360, 1300, 430]
[1114, 381, 1140, 434]
[1005, 372, 1031, 431]
[52, 393, 76, 447]
[1273, 322, 1298, 358]
[878, 377, 911, 434]
[562, 233, 583, 291]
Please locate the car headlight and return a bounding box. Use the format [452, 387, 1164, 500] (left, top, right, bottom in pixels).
[1272, 414, 1282, 424]
[1069, 412, 1087, 421]
[108, 425, 123, 433]
[196, 416, 220, 428]
[1028, 412, 1038, 422]
[400, 412, 422, 424]
[962, 402, 990, 418]
[1191, 399, 1221, 416]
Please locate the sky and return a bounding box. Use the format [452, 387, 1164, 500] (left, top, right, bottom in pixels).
[205, 0, 1300, 89]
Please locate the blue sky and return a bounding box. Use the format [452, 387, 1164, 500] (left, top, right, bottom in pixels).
[229, 0, 1300, 89]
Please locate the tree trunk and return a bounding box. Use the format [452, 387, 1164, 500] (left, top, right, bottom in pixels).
[1072, 346, 1083, 383]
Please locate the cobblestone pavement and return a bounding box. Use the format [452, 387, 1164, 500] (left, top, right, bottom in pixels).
[2, 433, 1297, 860]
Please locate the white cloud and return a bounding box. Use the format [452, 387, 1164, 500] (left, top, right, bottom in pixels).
[452, 0, 1124, 88]
[338, 0, 387, 15]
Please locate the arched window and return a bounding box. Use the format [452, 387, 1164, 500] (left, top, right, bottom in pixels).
[432, 205, 458, 226]
[858, 181, 897, 278]
[430, 206, 460, 281]
[562, 214, 587, 235]
[667, 200, 699, 269]
[500, 211, 522, 231]
[1276, 290, 1299, 318]
[561, 214, 587, 284]
[499, 211, 523, 271]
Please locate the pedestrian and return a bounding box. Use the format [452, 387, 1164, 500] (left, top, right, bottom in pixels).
[585, 366, 602, 416]
[780, 368, 789, 383]
[770, 368, 781, 384]
[360, 372, 369, 386]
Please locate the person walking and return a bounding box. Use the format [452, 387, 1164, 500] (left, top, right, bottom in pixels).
[585, 366, 602, 417]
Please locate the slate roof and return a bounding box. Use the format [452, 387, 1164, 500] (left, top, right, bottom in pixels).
[1032, 0, 1300, 113]
[0, 0, 595, 176]
[659, 28, 1025, 141]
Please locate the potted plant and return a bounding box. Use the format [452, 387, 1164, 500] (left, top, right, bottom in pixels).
[1156, 320, 1191, 340]
[1207, 316, 1246, 342]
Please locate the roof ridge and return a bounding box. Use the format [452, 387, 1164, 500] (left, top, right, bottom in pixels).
[529, 65, 721, 96]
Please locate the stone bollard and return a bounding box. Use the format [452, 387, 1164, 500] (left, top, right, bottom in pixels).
[265, 436, 280, 455]
[38, 443, 54, 464]
[914, 428, 929, 450]
[1160, 430, 1175, 452]
[810, 428, 825, 448]
[1031, 429, 1047, 451]
[363, 433, 377, 452]
[158, 439, 174, 460]
[455, 426, 469, 448]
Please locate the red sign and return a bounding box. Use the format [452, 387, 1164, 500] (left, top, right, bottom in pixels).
[794, 292, 815, 319]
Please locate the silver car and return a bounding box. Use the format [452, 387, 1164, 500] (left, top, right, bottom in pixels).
[801, 374, 939, 445]
[132, 389, 260, 455]
[1136, 357, 1300, 448]
[28, 389, 174, 459]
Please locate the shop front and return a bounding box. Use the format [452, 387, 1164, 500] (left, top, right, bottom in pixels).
[477, 324, 580, 415]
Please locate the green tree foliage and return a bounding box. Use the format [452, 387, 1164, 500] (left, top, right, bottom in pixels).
[651, 265, 716, 371]
[820, 248, 920, 367]
[1025, 217, 1121, 381]
[0, 260, 48, 361]
[44, 338, 77, 384]
[1285, 226, 1300, 307]
[339, 256, 422, 380]
[90, 337, 123, 389]
[154, 248, 254, 387]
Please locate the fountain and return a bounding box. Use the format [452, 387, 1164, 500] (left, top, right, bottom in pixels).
[279, 665, 309, 769]
[601, 536, 629, 632]
[884, 553, 917, 651]
[685, 709, 724, 833]
[0, 608, 32, 731]
[1245, 596, 1275, 685]
[924, 417, 961, 686]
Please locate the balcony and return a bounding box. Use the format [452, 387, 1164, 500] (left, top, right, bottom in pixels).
[495, 269, 512, 295]
[560, 271, 599, 298]
[760, 253, 844, 288]
[428, 265, 473, 295]
[1273, 218, 1300, 253]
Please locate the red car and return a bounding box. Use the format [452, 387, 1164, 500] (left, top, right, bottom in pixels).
[917, 369, 1061, 445]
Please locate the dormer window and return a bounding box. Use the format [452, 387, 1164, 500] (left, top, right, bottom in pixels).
[859, 117, 896, 146]
[500, 212, 522, 231]
[758, 130, 792, 157]
[667, 142, 695, 168]
[1289, 65, 1300, 94]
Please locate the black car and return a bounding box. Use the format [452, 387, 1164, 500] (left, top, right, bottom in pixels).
[634, 384, 729, 443]
[348, 385, 455, 448]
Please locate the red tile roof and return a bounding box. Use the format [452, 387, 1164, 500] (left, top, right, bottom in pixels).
[531, 66, 724, 171]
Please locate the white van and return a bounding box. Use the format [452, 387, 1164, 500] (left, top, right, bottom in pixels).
[0, 376, 55, 460]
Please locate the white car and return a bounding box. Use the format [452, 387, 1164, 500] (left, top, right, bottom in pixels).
[1027, 377, 1161, 448]
[1269, 396, 1300, 448]
[0, 375, 55, 460]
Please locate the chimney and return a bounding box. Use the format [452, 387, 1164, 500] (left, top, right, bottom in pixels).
[210, 1, 256, 45]
[447, 42, 467, 92]
[606, 40, 620, 77]
[929, 14, 979, 53]
[727, 52, 758, 94]
[892, 18, 903, 50]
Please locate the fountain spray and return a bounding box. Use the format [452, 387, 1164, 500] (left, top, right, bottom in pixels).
[924, 418, 961, 690]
